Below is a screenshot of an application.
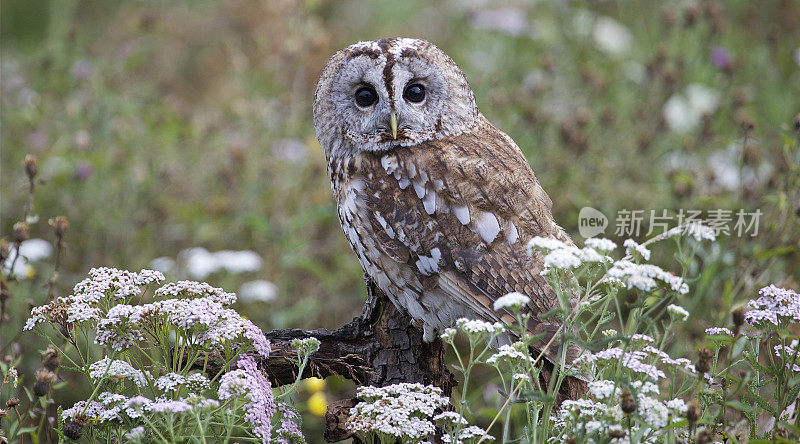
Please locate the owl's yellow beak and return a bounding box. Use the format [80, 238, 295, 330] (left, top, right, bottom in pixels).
[390, 110, 398, 140]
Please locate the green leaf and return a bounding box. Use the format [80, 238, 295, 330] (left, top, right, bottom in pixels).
[721, 430, 740, 444]
[744, 352, 780, 376]
[732, 336, 748, 357]
[540, 307, 564, 320]
[753, 246, 798, 260]
[749, 392, 777, 415]
[631, 423, 649, 442]
[663, 419, 688, 429]
[724, 400, 756, 414]
[522, 390, 554, 403]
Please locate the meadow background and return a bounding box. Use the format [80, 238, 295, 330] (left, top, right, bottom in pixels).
[2, 0, 799, 441]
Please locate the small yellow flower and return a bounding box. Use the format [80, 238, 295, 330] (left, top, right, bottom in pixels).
[307, 391, 327, 416]
[304, 377, 325, 393]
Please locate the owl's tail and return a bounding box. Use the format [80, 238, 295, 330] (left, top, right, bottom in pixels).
[537, 359, 589, 405]
[526, 317, 589, 404]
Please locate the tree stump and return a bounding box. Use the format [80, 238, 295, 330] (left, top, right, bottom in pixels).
[256, 276, 455, 442]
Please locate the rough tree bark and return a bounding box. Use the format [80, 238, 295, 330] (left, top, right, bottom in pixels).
[254, 276, 455, 442]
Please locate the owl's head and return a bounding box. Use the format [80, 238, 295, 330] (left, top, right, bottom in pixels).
[313, 38, 480, 158]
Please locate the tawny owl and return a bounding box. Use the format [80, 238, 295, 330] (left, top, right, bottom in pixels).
[313, 38, 585, 396]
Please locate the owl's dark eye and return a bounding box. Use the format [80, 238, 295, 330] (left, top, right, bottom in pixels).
[403, 83, 426, 103]
[355, 86, 378, 107]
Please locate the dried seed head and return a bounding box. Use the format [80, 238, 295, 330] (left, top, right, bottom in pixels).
[732, 306, 747, 332]
[33, 368, 57, 397]
[0, 279, 9, 303]
[5, 398, 19, 408]
[621, 390, 637, 414]
[33, 380, 50, 397]
[49, 216, 69, 241]
[735, 110, 755, 131]
[732, 307, 747, 324]
[696, 428, 714, 444]
[696, 348, 713, 374]
[41, 345, 61, 371]
[686, 399, 701, 426]
[609, 428, 627, 439]
[575, 108, 592, 127]
[684, 5, 700, 26]
[13, 222, 29, 243]
[660, 7, 676, 26]
[139, 9, 157, 30]
[541, 53, 555, 72]
[63, 416, 87, 440]
[793, 113, 800, 130]
[0, 239, 9, 263]
[24, 155, 38, 180]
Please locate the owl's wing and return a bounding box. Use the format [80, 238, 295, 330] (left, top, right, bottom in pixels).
[361, 117, 582, 367]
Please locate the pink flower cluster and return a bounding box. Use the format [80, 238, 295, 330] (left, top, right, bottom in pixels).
[24, 267, 165, 331]
[577, 347, 666, 380]
[577, 340, 696, 381]
[774, 341, 800, 372]
[744, 285, 800, 328]
[218, 355, 276, 443]
[25, 268, 271, 358]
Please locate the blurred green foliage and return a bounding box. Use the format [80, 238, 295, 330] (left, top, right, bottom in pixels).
[2, 0, 799, 441]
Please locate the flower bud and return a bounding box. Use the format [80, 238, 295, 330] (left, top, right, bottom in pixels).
[696, 348, 713, 374]
[24, 155, 38, 180]
[732, 306, 746, 332]
[735, 110, 755, 132]
[33, 368, 57, 397]
[794, 113, 800, 130]
[620, 390, 637, 414]
[686, 399, 701, 427]
[0, 239, 9, 263]
[0, 279, 9, 304]
[696, 428, 713, 444]
[13, 222, 29, 243]
[49, 216, 69, 241]
[609, 428, 626, 439]
[41, 345, 61, 371]
[64, 416, 87, 440]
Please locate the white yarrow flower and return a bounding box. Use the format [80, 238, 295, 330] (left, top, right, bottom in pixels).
[239, 280, 278, 303]
[592, 17, 633, 56]
[440, 328, 457, 342]
[89, 358, 147, 387]
[512, 373, 530, 382]
[487, 342, 535, 365]
[527, 236, 568, 253]
[543, 248, 582, 269]
[493, 292, 530, 311]
[585, 237, 617, 251]
[662, 84, 720, 133]
[623, 239, 651, 261]
[456, 318, 505, 335]
[667, 304, 690, 321]
[686, 222, 717, 242]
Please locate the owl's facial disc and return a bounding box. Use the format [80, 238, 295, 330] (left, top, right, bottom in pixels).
[314, 38, 480, 157]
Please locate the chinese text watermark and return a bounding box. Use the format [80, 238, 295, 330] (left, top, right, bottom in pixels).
[578, 207, 761, 239]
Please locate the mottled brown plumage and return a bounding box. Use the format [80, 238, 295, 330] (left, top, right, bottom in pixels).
[314, 38, 586, 398]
